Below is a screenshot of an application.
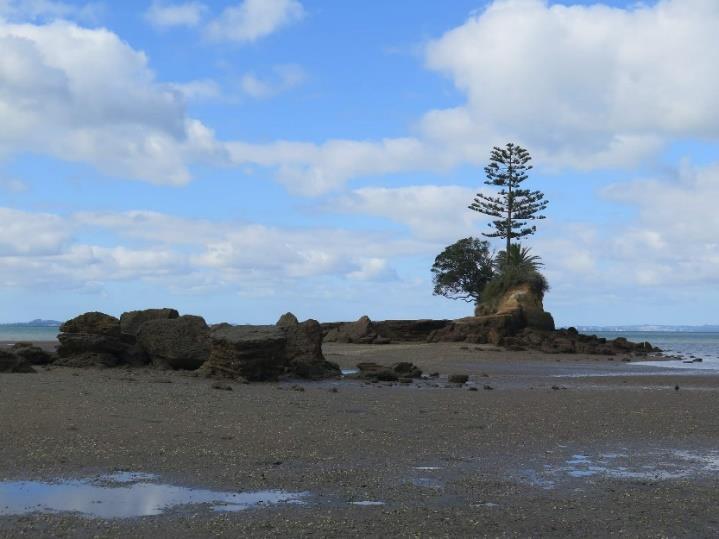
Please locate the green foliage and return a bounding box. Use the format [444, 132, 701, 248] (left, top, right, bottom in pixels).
[431, 237, 495, 303]
[469, 143, 548, 253]
[481, 246, 549, 310]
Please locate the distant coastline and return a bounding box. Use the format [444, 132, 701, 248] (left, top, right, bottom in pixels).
[0, 319, 61, 328]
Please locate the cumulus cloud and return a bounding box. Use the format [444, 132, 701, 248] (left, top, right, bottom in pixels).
[226, 0, 719, 193]
[204, 0, 304, 43]
[0, 208, 425, 291]
[167, 79, 221, 101]
[0, 19, 225, 185]
[144, 1, 206, 29]
[240, 64, 306, 99]
[326, 185, 485, 241]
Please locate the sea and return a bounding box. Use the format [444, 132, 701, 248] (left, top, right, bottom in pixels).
[0, 326, 60, 343]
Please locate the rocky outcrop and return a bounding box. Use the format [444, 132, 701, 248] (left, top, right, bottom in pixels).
[56, 312, 135, 368]
[372, 320, 450, 342]
[11, 343, 54, 365]
[0, 350, 35, 373]
[201, 313, 339, 381]
[201, 325, 287, 381]
[120, 308, 179, 336]
[279, 315, 340, 379]
[503, 327, 659, 355]
[136, 315, 210, 370]
[323, 316, 392, 344]
[428, 311, 526, 346]
[475, 283, 555, 331]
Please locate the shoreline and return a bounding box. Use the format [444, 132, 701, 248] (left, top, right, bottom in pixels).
[3, 341, 719, 536]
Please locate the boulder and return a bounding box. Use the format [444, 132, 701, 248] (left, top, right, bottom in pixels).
[120, 308, 179, 336]
[0, 350, 35, 373]
[60, 312, 121, 337]
[11, 343, 54, 365]
[201, 325, 288, 381]
[278, 315, 340, 379]
[56, 312, 133, 368]
[137, 315, 210, 370]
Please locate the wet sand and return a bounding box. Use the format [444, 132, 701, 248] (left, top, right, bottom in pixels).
[2, 341, 719, 537]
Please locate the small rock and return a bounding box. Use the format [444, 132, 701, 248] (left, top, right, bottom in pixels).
[675, 385, 680, 391]
[448, 374, 469, 384]
[468, 386, 478, 392]
[211, 382, 233, 391]
[329, 387, 338, 393]
[483, 384, 494, 391]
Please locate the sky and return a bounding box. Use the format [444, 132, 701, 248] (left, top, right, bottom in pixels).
[0, 0, 717, 326]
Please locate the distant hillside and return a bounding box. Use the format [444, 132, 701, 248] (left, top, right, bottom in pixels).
[0, 319, 62, 327]
[577, 325, 719, 333]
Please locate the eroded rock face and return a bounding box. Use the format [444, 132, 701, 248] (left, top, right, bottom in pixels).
[201, 325, 287, 381]
[281, 317, 340, 379]
[136, 315, 210, 370]
[475, 283, 555, 332]
[503, 328, 659, 356]
[120, 308, 179, 336]
[0, 350, 35, 373]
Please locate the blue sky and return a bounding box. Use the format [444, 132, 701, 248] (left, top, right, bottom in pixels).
[0, 0, 717, 326]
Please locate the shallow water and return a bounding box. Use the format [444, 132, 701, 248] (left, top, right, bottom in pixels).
[595, 331, 719, 363]
[0, 474, 308, 519]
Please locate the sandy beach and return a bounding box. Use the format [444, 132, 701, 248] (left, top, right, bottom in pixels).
[2, 341, 719, 537]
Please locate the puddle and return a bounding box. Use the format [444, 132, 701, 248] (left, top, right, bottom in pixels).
[521, 449, 719, 489]
[341, 368, 359, 376]
[0, 474, 308, 519]
[414, 466, 442, 471]
[350, 500, 385, 506]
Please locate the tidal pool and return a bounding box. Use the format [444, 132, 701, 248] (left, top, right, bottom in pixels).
[0, 473, 308, 519]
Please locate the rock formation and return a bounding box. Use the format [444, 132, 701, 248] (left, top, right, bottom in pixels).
[136, 315, 210, 370]
[0, 350, 35, 373]
[56, 312, 136, 367]
[200, 313, 340, 381]
[120, 308, 179, 336]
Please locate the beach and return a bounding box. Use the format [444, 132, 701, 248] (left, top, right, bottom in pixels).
[2, 341, 719, 537]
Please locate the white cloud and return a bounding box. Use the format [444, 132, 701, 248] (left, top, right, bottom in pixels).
[144, 1, 206, 29]
[205, 0, 304, 43]
[0, 177, 28, 192]
[327, 185, 485, 242]
[0, 207, 430, 291]
[226, 0, 719, 194]
[0, 19, 225, 185]
[240, 64, 305, 99]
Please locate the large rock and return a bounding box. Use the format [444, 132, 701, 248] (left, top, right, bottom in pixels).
[478, 283, 555, 332]
[278, 315, 340, 379]
[56, 312, 133, 367]
[136, 315, 210, 370]
[60, 312, 121, 337]
[120, 308, 179, 336]
[0, 350, 35, 373]
[201, 325, 288, 381]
